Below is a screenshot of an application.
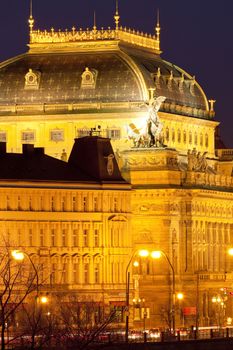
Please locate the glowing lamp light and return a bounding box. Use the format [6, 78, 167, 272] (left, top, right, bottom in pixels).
[228, 248, 233, 256]
[11, 250, 24, 261]
[151, 251, 162, 259]
[212, 297, 217, 303]
[138, 249, 149, 257]
[177, 293, 184, 300]
[40, 296, 48, 304]
[133, 261, 139, 267]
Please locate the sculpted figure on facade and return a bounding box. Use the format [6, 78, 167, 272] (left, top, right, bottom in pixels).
[127, 96, 166, 148]
[187, 148, 208, 172]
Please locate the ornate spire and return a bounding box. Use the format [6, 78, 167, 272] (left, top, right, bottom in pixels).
[155, 9, 161, 46]
[114, 0, 120, 31]
[28, 0, 34, 34]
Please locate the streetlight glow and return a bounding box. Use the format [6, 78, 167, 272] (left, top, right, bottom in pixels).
[151, 251, 162, 259]
[228, 248, 233, 256]
[138, 249, 149, 257]
[40, 296, 48, 304]
[177, 292, 184, 300]
[133, 261, 139, 267]
[11, 250, 24, 261]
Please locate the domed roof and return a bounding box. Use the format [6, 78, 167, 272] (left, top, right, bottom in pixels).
[0, 24, 211, 119]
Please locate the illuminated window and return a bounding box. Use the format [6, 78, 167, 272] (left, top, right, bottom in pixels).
[73, 230, 78, 246]
[189, 131, 192, 144]
[72, 196, 76, 211]
[194, 132, 198, 145]
[50, 129, 64, 142]
[165, 127, 169, 141]
[81, 67, 98, 89]
[61, 263, 68, 283]
[40, 229, 44, 246]
[51, 229, 56, 246]
[205, 133, 209, 147]
[29, 196, 32, 210]
[183, 130, 186, 144]
[0, 132, 6, 142]
[18, 229, 21, 245]
[21, 131, 35, 142]
[83, 229, 88, 247]
[107, 128, 121, 140]
[29, 229, 33, 246]
[172, 129, 175, 142]
[177, 129, 181, 143]
[62, 229, 66, 246]
[17, 196, 21, 210]
[51, 196, 55, 211]
[51, 263, 56, 284]
[84, 263, 89, 284]
[94, 265, 100, 283]
[73, 263, 79, 284]
[83, 196, 88, 211]
[113, 198, 117, 212]
[6, 196, 10, 210]
[200, 133, 203, 146]
[61, 197, 65, 211]
[93, 197, 98, 211]
[94, 229, 99, 247]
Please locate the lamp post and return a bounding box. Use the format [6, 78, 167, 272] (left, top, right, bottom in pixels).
[125, 249, 149, 343]
[151, 250, 176, 333]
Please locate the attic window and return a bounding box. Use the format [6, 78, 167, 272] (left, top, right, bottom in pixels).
[24, 69, 41, 90]
[21, 131, 35, 142]
[81, 67, 98, 89]
[107, 128, 121, 140]
[0, 132, 7, 142]
[50, 129, 64, 142]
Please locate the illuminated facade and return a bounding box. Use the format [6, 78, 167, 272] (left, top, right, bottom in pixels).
[0, 6, 232, 329]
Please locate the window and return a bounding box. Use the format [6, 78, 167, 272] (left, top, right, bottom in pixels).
[62, 229, 66, 246]
[61, 197, 65, 211]
[84, 263, 89, 284]
[51, 229, 56, 246]
[29, 229, 33, 246]
[0, 132, 6, 142]
[172, 129, 175, 142]
[29, 196, 32, 210]
[83, 196, 88, 211]
[189, 131, 192, 144]
[165, 127, 169, 141]
[83, 229, 88, 247]
[73, 229, 78, 246]
[17, 196, 21, 210]
[51, 196, 55, 211]
[94, 265, 100, 283]
[72, 196, 76, 211]
[21, 131, 35, 142]
[61, 263, 68, 283]
[50, 129, 64, 142]
[93, 197, 98, 211]
[94, 229, 99, 247]
[177, 129, 181, 143]
[194, 132, 198, 145]
[205, 134, 209, 147]
[40, 229, 44, 246]
[73, 263, 79, 284]
[183, 130, 186, 144]
[107, 129, 121, 140]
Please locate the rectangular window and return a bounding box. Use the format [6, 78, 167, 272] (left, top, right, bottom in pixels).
[29, 229, 33, 246]
[73, 229, 78, 246]
[83, 196, 87, 211]
[0, 132, 7, 142]
[61, 263, 68, 284]
[94, 229, 99, 247]
[107, 128, 121, 140]
[51, 196, 54, 211]
[62, 229, 66, 246]
[21, 131, 35, 142]
[84, 263, 89, 284]
[51, 229, 56, 246]
[73, 263, 79, 284]
[72, 196, 76, 211]
[51, 263, 56, 284]
[83, 229, 88, 247]
[61, 197, 65, 211]
[50, 130, 64, 142]
[94, 265, 99, 283]
[29, 196, 32, 210]
[40, 229, 44, 246]
[93, 197, 98, 211]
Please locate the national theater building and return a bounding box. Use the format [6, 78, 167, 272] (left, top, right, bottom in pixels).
[0, 7, 232, 329]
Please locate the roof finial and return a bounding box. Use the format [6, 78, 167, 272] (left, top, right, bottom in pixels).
[28, 0, 34, 34]
[93, 11, 97, 31]
[155, 9, 161, 46]
[114, 0, 120, 31]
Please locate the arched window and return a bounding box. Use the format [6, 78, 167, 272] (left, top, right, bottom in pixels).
[189, 131, 192, 144]
[172, 128, 175, 142]
[194, 132, 198, 145]
[177, 129, 181, 143]
[200, 133, 203, 146]
[166, 127, 169, 141]
[183, 130, 186, 144]
[205, 133, 209, 147]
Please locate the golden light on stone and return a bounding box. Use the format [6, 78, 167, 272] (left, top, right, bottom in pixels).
[228, 248, 233, 256]
[40, 296, 48, 304]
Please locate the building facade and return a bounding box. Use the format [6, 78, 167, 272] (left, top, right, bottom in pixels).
[0, 7, 232, 329]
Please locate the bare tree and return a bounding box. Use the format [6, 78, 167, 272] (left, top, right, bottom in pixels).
[58, 295, 117, 350]
[0, 244, 39, 350]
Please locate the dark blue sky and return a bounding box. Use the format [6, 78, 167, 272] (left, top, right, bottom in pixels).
[0, 0, 232, 147]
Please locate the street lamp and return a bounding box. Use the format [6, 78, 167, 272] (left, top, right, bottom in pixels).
[125, 249, 150, 343]
[11, 249, 39, 294]
[151, 250, 176, 333]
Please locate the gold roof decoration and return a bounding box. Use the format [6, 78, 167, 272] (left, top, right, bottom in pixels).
[28, 2, 161, 54]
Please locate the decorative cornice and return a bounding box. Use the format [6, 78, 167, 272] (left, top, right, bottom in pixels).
[29, 26, 161, 54]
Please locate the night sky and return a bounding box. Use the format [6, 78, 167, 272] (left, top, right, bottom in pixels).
[0, 0, 232, 147]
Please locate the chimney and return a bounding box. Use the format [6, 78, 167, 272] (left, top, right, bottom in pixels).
[22, 144, 34, 155]
[0, 142, 6, 154]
